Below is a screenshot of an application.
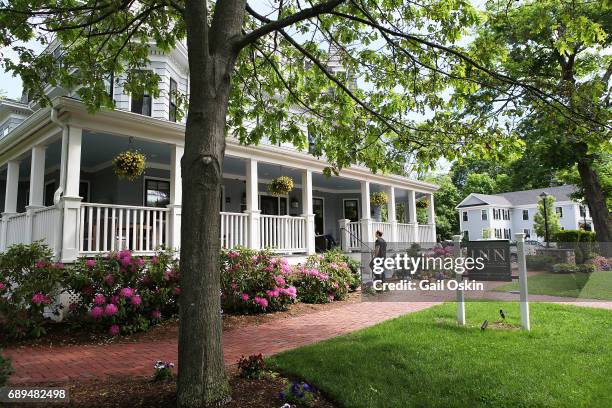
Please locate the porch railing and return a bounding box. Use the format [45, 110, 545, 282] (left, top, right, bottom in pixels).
[260, 215, 306, 253]
[220, 212, 249, 249]
[396, 222, 416, 242]
[5, 212, 28, 247]
[346, 221, 362, 250]
[31, 206, 60, 250]
[371, 221, 393, 240]
[417, 224, 435, 243]
[79, 203, 169, 254]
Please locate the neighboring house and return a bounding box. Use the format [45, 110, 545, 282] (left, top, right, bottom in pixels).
[0, 42, 437, 262]
[456, 185, 593, 241]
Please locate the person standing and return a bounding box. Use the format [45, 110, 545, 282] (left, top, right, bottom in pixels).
[372, 230, 387, 286]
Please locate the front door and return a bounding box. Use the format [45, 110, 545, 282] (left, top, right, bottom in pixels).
[313, 198, 324, 235]
[343, 199, 359, 222]
[260, 195, 288, 215]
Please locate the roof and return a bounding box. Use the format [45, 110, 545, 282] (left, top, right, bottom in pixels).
[457, 185, 577, 208]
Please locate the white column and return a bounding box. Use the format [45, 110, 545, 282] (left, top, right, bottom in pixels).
[407, 189, 417, 242]
[386, 185, 397, 242]
[28, 146, 46, 208]
[4, 160, 20, 214]
[1, 160, 20, 251]
[58, 126, 82, 262]
[301, 169, 315, 254]
[61, 126, 82, 197]
[246, 159, 260, 249]
[360, 180, 373, 244]
[167, 144, 183, 251]
[338, 219, 351, 252]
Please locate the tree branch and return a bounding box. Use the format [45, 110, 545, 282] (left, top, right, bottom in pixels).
[237, 0, 345, 50]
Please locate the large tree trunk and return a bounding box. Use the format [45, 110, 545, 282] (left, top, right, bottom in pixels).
[177, 1, 246, 406]
[577, 160, 612, 246]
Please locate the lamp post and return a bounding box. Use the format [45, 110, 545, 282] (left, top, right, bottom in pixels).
[539, 192, 549, 248]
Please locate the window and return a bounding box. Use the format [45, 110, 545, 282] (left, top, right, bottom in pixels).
[556, 207, 563, 218]
[462, 231, 469, 240]
[503, 228, 511, 239]
[131, 71, 152, 116]
[145, 179, 170, 207]
[522, 209, 529, 220]
[482, 229, 490, 239]
[481, 209, 487, 220]
[169, 78, 178, 122]
[343, 199, 359, 222]
[493, 208, 500, 220]
[579, 206, 587, 217]
[502, 209, 510, 220]
[523, 229, 531, 238]
[462, 211, 468, 222]
[494, 228, 502, 239]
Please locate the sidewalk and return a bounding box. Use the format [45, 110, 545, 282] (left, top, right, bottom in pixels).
[4, 301, 439, 384]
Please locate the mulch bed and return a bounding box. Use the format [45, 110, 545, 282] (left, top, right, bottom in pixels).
[1, 292, 361, 348]
[4, 368, 338, 408]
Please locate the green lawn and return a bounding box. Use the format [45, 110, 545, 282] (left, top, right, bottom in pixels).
[269, 302, 612, 408]
[494, 272, 612, 300]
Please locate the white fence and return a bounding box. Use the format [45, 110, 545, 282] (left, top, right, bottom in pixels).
[79, 203, 169, 254]
[220, 212, 249, 249]
[260, 215, 306, 253]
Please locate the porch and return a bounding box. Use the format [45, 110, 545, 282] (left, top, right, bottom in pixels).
[0, 99, 437, 261]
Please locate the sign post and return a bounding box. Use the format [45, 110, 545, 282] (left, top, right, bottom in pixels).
[515, 233, 530, 331]
[453, 235, 465, 326]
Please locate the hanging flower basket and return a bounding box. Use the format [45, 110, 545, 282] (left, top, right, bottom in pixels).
[416, 198, 429, 209]
[370, 191, 388, 207]
[268, 176, 294, 196]
[113, 150, 146, 181]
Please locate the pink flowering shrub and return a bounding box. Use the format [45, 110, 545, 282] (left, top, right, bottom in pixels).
[220, 248, 296, 313]
[585, 256, 612, 271]
[64, 248, 180, 335]
[291, 249, 358, 304]
[0, 242, 66, 339]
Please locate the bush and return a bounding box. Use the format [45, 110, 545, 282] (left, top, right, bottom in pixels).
[220, 248, 296, 313]
[552, 263, 577, 274]
[292, 253, 352, 304]
[0, 242, 66, 339]
[64, 249, 180, 335]
[554, 230, 596, 243]
[310, 249, 360, 291]
[585, 256, 612, 271]
[526, 255, 555, 271]
[0, 352, 12, 386]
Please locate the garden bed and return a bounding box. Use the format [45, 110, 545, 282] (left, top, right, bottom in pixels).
[3, 367, 338, 408]
[2, 291, 361, 348]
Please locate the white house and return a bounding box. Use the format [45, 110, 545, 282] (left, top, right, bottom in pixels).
[456, 185, 593, 241]
[0, 41, 438, 262]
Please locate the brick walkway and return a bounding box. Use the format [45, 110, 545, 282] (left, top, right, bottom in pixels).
[4, 301, 439, 384]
